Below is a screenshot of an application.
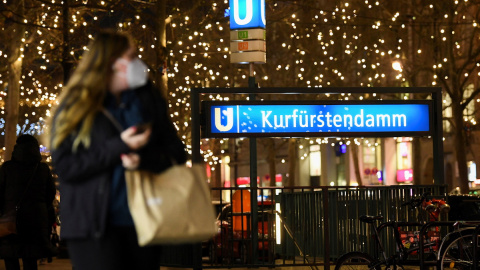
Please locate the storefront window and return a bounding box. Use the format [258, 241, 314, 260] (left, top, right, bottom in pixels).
[362, 138, 383, 185]
[309, 145, 321, 186]
[309, 145, 321, 176]
[396, 138, 413, 183]
[468, 161, 476, 182]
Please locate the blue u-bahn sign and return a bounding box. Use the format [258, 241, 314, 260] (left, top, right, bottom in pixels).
[203, 101, 432, 138]
[230, 0, 266, 30]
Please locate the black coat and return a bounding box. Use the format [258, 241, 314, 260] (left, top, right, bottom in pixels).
[0, 142, 56, 259]
[51, 83, 187, 240]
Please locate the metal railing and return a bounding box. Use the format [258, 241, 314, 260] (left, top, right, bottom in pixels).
[158, 185, 447, 269]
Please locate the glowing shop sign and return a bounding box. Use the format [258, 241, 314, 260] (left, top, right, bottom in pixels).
[205, 102, 431, 137]
[230, 0, 266, 30]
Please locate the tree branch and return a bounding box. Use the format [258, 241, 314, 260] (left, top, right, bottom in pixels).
[0, 11, 61, 30]
[32, 0, 120, 10]
[462, 87, 480, 111]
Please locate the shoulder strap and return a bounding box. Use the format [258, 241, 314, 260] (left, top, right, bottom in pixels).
[16, 163, 39, 208]
[101, 108, 123, 132]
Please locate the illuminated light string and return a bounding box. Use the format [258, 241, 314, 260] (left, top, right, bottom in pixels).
[146, 0, 475, 167]
[0, 118, 46, 136]
[0, 1, 478, 167]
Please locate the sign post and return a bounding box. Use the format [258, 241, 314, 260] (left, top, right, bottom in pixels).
[229, 0, 267, 263]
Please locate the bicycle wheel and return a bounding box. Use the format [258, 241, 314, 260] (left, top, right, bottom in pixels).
[335, 252, 381, 270]
[439, 234, 480, 270]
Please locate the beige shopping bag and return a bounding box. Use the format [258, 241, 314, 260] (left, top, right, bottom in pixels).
[125, 164, 217, 246]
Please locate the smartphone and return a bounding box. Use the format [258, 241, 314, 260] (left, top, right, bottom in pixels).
[135, 123, 151, 134]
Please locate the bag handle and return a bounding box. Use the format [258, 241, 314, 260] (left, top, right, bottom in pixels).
[16, 163, 39, 209]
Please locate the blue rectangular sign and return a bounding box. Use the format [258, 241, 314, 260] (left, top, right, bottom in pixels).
[204, 101, 432, 138]
[230, 0, 266, 30]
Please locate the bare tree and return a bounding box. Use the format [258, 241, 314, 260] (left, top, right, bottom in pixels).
[1, 0, 479, 193]
[393, 0, 480, 192]
[2, 1, 26, 161]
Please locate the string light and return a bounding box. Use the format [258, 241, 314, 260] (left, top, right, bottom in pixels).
[0, 1, 478, 166]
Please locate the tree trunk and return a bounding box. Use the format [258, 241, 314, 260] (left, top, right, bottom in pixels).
[213, 138, 222, 188]
[62, 0, 72, 84]
[4, 58, 23, 162]
[452, 101, 470, 193]
[287, 138, 296, 186]
[3, 1, 25, 162]
[155, 0, 168, 97]
[351, 142, 363, 186]
[265, 138, 277, 186]
[210, 138, 222, 200]
[412, 137, 423, 185]
[229, 138, 238, 187]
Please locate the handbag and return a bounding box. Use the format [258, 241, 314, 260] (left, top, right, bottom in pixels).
[125, 163, 217, 246]
[0, 209, 17, 237]
[0, 163, 38, 237]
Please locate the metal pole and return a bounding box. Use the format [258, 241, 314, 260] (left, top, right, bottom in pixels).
[191, 88, 201, 163]
[322, 187, 330, 270]
[432, 88, 445, 185]
[249, 62, 259, 264]
[190, 87, 204, 270]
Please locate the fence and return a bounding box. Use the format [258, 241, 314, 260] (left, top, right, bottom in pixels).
[158, 185, 447, 269]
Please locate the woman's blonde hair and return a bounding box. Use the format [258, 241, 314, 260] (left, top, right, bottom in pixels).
[50, 30, 132, 150]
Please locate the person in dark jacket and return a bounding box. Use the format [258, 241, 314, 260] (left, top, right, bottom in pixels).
[49, 30, 187, 270]
[0, 134, 56, 270]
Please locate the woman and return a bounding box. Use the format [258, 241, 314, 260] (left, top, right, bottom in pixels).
[49, 30, 186, 270]
[0, 134, 56, 270]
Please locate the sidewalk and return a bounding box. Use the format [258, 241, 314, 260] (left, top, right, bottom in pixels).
[0, 259, 326, 270]
[0, 258, 72, 270]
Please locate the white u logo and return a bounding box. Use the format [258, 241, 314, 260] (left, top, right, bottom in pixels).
[261, 0, 265, 26]
[215, 108, 234, 132]
[233, 0, 253, 26]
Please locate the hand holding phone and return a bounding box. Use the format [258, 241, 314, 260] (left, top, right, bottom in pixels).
[135, 123, 152, 134]
[121, 124, 152, 150]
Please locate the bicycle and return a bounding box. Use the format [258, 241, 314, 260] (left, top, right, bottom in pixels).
[437, 221, 480, 269]
[334, 193, 480, 270]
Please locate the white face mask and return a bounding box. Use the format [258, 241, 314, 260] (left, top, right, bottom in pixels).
[126, 58, 149, 89]
[112, 58, 149, 91]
